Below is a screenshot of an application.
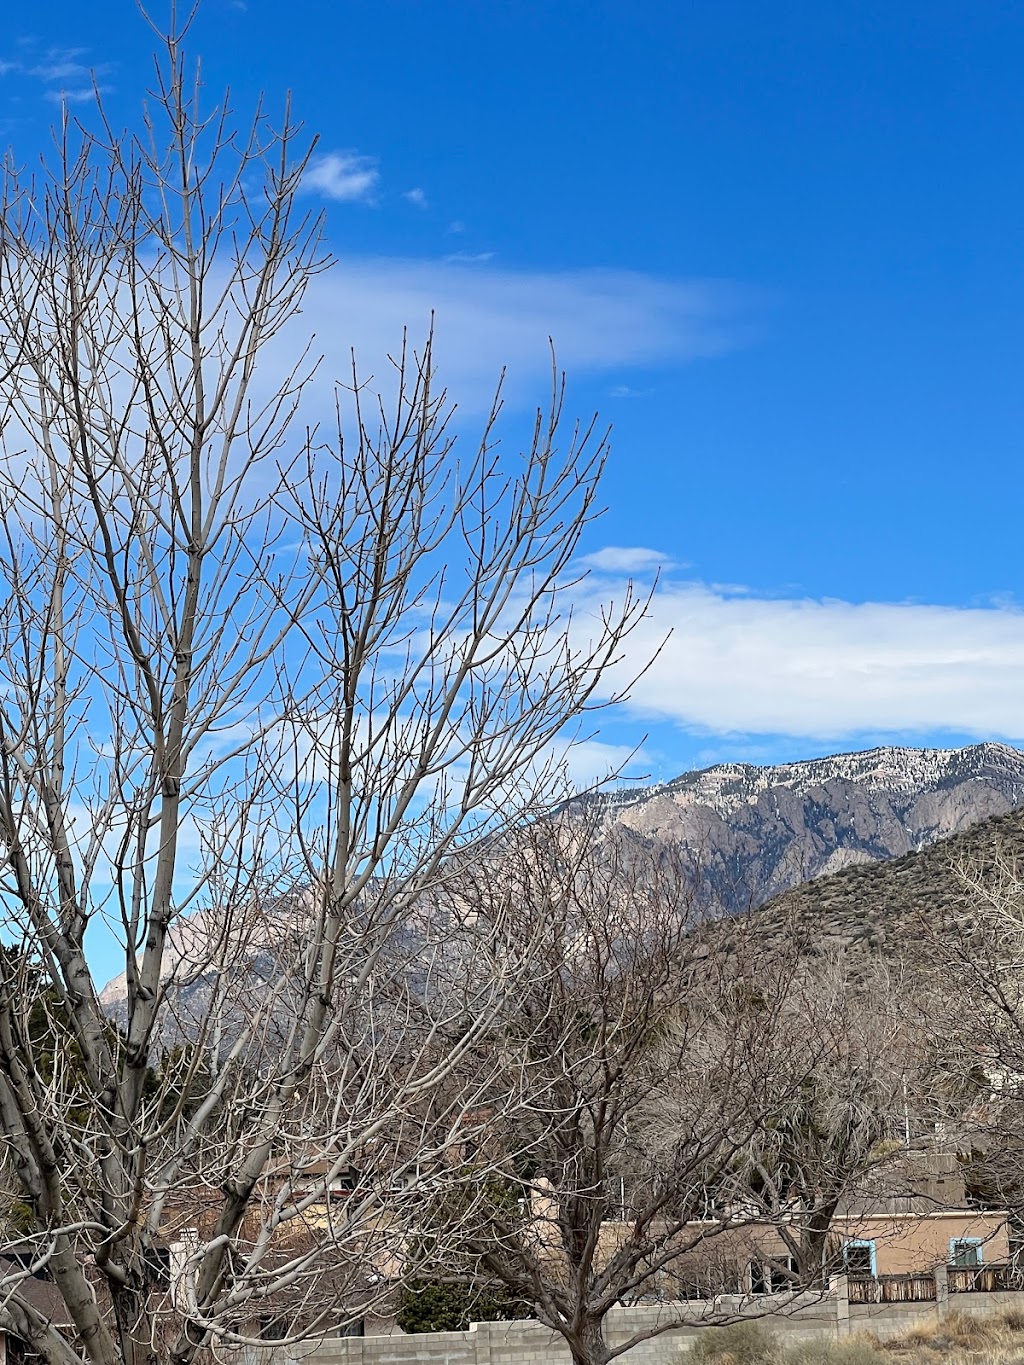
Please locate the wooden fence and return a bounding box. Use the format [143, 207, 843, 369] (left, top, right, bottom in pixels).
[848, 1274, 936, 1304]
[948, 1265, 1023, 1294]
[847, 1264, 1024, 1302]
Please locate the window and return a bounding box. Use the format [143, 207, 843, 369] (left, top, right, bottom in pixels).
[950, 1238, 983, 1268]
[842, 1241, 876, 1278]
[329, 1166, 362, 1198]
[749, 1256, 797, 1295]
[335, 1318, 365, 1338]
[0, 1252, 50, 1282]
[770, 1256, 798, 1293]
[144, 1246, 171, 1288]
[259, 1317, 288, 1341]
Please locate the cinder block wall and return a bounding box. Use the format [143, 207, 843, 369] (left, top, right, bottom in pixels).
[242, 1290, 1024, 1365]
[847, 1289, 1024, 1340]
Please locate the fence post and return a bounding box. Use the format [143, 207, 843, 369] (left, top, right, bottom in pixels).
[934, 1265, 949, 1319]
[829, 1274, 850, 1338]
[471, 1320, 492, 1365]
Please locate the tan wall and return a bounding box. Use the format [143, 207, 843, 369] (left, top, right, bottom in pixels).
[487, 1203, 1010, 1296]
[656, 1211, 1010, 1292]
[833, 1212, 1009, 1275]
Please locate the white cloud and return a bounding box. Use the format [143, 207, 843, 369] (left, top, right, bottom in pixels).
[560, 739, 650, 791]
[403, 187, 428, 208]
[443, 251, 495, 264]
[4, 46, 113, 102]
[289, 258, 754, 409]
[578, 546, 678, 574]
[578, 576, 1024, 741]
[303, 151, 380, 204]
[45, 86, 96, 104]
[31, 59, 89, 81]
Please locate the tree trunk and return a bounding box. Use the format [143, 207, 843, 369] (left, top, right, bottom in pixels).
[801, 1202, 841, 1288]
[569, 1317, 613, 1365]
[110, 1283, 160, 1365]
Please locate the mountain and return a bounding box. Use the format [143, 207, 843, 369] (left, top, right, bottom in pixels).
[99, 742, 1024, 1013]
[595, 742, 1024, 914]
[737, 802, 1024, 965]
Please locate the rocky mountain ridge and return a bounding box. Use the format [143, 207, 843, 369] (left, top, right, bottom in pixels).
[597, 741, 1024, 914]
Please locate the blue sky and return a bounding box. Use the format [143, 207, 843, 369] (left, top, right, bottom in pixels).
[3, 0, 1024, 783]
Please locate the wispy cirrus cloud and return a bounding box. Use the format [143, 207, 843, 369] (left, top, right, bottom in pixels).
[30, 56, 90, 81]
[403, 186, 428, 208]
[287, 257, 757, 409]
[573, 562, 1024, 742]
[44, 85, 97, 104]
[0, 45, 114, 103]
[303, 151, 380, 203]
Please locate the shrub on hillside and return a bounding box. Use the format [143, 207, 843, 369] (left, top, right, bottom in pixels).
[888, 1309, 1001, 1355]
[688, 1327, 884, 1365]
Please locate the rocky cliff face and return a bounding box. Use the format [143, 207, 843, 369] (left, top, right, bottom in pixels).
[595, 742, 1024, 914]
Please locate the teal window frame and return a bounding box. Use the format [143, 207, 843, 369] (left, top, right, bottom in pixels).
[842, 1239, 877, 1277]
[950, 1237, 983, 1268]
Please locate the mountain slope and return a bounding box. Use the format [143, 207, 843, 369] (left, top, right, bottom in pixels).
[736, 803, 1024, 964]
[598, 742, 1024, 913]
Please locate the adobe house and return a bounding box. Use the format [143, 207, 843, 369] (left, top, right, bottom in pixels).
[827, 1149, 1010, 1278]
[647, 1150, 1011, 1297]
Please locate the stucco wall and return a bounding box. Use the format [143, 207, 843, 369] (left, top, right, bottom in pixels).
[835, 1213, 1009, 1275]
[652, 1211, 1009, 1293]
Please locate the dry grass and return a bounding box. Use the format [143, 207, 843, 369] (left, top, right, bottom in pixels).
[685, 1309, 1024, 1365]
[787, 1339, 881, 1365]
[876, 1309, 1024, 1365]
[690, 1320, 783, 1365]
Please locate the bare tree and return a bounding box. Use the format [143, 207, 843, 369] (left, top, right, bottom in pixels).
[915, 846, 1024, 1236]
[0, 15, 646, 1365]
[927, 849, 1024, 1080]
[712, 951, 926, 1288]
[422, 819, 799, 1365]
